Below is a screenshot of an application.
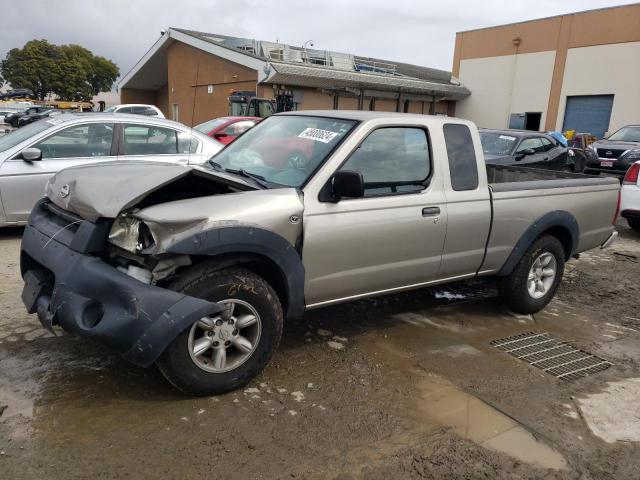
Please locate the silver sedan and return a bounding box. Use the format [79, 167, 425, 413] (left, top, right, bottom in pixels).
[0, 112, 222, 226]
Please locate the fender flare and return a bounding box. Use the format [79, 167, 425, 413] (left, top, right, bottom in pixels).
[497, 210, 579, 276]
[167, 226, 305, 318]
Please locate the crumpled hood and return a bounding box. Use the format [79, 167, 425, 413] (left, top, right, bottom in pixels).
[135, 188, 305, 252]
[46, 161, 255, 221]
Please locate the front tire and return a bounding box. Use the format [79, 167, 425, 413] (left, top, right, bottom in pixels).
[499, 235, 565, 314]
[157, 265, 283, 396]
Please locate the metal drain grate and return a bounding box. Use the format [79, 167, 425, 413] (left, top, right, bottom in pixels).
[491, 331, 612, 381]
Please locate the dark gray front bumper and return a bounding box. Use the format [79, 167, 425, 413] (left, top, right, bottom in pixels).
[20, 200, 223, 367]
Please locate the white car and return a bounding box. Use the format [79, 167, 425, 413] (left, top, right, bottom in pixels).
[103, 104, 165, 118]
[621, 161, 640, 230]
[0, 112, 222, 226]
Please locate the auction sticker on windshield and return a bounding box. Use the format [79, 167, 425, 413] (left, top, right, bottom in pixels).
[499, 135, 516, 141]
[298, 128, 338, 143]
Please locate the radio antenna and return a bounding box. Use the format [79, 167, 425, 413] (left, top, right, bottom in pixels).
[188, 63, 200, 165]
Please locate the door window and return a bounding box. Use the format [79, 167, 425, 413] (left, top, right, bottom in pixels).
[177, 131, 199, 154]
[339, 127, 430, 196]
[540, 137, 555, 151]
[258, 101, 274, 118]
[123, 124, 189, 155]
[32, 123, 114, 159]
[516, 137, 544, 154]
[443, 123, 479, 191]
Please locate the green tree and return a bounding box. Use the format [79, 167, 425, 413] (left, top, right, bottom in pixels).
[0, 40, 60, 99]
[1, 40, 119, 101]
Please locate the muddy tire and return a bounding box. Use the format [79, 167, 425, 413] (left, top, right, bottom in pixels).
[628, 218, 640, 231]
[499, 235, 565, 314]
[157, 265, 283, 396]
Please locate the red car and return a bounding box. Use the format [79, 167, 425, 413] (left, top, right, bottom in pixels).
[194, 116, 261, 145]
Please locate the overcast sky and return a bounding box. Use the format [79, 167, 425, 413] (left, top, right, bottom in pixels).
[1, 0, 636, 80]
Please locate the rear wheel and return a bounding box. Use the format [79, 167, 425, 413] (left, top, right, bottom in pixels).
[628, 218, 640, 231]
[157, 265, 283, 396]
[499, 235, 565, 314]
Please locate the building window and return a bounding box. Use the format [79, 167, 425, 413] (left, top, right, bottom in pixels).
[172, 103, 179, 122]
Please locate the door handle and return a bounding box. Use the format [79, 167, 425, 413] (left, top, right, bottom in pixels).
[542, 157, 548, 161]
[422, 207, 440, 217]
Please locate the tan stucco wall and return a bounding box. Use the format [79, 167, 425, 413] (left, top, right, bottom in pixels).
[156, 84, 169, 118]
[338, 97, 358, 110]
[166, 42, 258, 125]
[120, 88, 157, 105]
[452, 3, 640, 130]
[295, 89, 333, 110]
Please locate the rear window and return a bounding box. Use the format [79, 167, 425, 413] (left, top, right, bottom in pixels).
[443, 123, 479, 191]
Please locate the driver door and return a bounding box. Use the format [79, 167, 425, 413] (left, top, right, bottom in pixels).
[0, 122, 115, 222]
[302, 126, 447, 306]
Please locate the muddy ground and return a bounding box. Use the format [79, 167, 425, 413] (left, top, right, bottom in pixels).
[1, 222, 639, 479]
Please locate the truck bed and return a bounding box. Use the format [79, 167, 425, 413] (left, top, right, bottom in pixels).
[480, 164, 620, 276]
[486, 164, 618, 192]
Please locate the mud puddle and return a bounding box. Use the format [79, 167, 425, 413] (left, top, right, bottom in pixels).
[364, 310, 568, 471]
[415, 372, 567, 469]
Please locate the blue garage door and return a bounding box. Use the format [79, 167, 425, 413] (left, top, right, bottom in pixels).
[562, 95, 614, 139]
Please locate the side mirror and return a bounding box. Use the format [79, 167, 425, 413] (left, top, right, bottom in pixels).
[515, 148, 535, 160]
[21, 147, 42, 162]
[213, 132, 228, 139]
[332, 170, 364, 200]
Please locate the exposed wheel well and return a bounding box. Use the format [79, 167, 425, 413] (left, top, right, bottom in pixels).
[185, 253, 290, 315]
[541, 225, 574, 260]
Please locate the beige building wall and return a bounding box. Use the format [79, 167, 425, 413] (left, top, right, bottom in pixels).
[456, 51, 555, 128]
[556, 41, 640, 133]
[452, 3, 640, 131]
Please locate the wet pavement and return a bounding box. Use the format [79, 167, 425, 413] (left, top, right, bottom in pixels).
[1, 223, 640, 479]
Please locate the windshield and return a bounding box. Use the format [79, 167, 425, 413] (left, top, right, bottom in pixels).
[480, 132, 517, 156]
[195, 117, 231, 134]
[607, 126, 640, 142]
[0, 119, 53, 152]
[104, 106, 117, 112]
[209, 115, 357, 187]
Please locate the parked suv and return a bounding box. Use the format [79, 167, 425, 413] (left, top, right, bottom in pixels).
[584, 125, 640, 178]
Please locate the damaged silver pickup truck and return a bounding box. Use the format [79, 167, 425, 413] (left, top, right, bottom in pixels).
[20, 111, 620, 395]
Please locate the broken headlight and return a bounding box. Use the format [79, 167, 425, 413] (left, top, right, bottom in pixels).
[108, 215, 156, 254]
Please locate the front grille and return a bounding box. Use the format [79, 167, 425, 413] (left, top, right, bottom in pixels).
[44, 202, 83, 224]
[597, 148, 626, 159]
[41, 202, 83, 233]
